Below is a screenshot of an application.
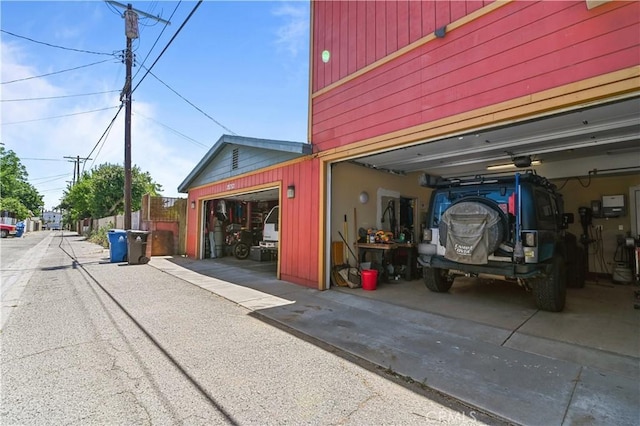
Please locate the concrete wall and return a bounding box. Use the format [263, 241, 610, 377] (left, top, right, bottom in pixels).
[95, 212, 141, 231]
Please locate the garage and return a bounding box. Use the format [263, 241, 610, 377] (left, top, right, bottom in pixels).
[198, 188, 279, 266]
[324, 95, 639, 369]
[328, 96, 639, 297]
[178, 134, 314, 284]
[309, 0, 640, 306]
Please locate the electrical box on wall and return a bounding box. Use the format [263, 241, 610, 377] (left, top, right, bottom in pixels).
[602, 195, 625, 217]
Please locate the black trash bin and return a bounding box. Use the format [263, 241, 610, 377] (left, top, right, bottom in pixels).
[126, 230, 150, 265]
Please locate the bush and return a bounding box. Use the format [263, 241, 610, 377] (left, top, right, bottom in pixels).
[88, 224, 112, 248]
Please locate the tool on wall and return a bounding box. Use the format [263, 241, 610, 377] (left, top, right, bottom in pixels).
[353, 207, 358, 244]
[344, 214, 349, 264]
[338, 230, 361, 287]
[338, 231, 359, 268]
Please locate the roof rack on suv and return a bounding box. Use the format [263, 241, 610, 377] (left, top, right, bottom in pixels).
[419, 169, 557, 191]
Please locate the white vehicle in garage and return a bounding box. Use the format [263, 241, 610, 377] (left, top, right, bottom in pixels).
[418, 171, 585, 312]
[259, 205, 279, 250]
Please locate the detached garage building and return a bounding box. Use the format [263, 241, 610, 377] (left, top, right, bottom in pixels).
[180, 1, 639, 291]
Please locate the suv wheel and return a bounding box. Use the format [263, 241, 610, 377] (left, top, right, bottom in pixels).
[531, 255, 567, 312]
[423, 267, 453, 292]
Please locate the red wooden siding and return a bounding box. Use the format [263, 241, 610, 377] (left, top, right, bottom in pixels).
[311, 1, 640, 151]
[185, 159, 320, 288]
[312, 0, 488, 92]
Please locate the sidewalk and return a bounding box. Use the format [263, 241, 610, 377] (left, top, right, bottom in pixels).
[149, 255, 639, 426]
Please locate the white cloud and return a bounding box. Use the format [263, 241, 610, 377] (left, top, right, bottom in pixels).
[1, 40, 198, 209]
[272, 2, 308, 58]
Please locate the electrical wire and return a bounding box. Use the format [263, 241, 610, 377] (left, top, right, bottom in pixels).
[1, 106, 119, 125]
[39, 187, 67, 193]
[105, 1, 124, 17]
[1, 29, 117, 56]
[1, 59, 115, 85]
[142, 66, 237, 135]
[84, 104, 124, 170]
[589, 225, 610, 276]
[30, 174, 72, 185]
[89, 111, 118, 170]
[133, 111, 208, 149]
[29, 172, 71, 181]
[1, 90, 119, 102]
[20, 157, 69, 162]
[556, 175, 592, 191]
[132, 1, 181, 83]
[131, 0, 203, 95]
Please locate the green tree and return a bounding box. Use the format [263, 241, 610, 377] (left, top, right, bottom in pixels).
[60, 163, 161, 221]
[0, 197, 30, 220]
[59, 173, 92, 224]
[0, 147, 44, 219]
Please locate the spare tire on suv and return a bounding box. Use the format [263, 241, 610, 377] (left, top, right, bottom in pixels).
[438, 197, 507, 265]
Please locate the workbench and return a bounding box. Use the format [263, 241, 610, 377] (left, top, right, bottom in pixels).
[355, 243, 417, 281]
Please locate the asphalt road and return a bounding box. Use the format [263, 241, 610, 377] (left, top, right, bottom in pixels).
[1, 232, 486, 425]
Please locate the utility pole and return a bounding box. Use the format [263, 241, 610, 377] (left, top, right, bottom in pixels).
[64, 156, 92, 185]
[107, 1, 170, 230]
[123, 6, 134, 230]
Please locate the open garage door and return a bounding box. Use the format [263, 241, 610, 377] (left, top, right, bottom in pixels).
[330, 96, 639, 281]
[350, 97, 639, 180]
[200, 187, 280, 275]
[328, 96, 639, 301]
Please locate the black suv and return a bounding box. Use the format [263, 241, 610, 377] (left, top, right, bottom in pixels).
[418, 171, 584, 312]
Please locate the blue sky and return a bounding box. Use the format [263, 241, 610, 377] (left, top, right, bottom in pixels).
[1, 1, 310, 211]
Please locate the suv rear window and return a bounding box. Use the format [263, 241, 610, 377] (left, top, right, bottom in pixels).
[534, 190, 557, 230]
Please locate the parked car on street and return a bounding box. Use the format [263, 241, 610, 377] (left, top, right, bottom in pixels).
[1, 211, 18, 238]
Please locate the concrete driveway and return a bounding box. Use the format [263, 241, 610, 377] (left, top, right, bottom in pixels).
[152, 254, 640, 425]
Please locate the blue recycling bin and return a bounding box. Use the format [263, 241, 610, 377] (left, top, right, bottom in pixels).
[15, 222, 25, 238]
[107, 229, 128, 263]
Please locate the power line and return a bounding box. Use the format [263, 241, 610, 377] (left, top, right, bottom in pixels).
[132, 1, 181, 83]
[1, 29, 117, 56]
[1, 106, 119, 125]
[88, 110, 118, 170]
[133, 110, 207, 149]
[30, 173, 72, 184]
[1, 59, 114, 85]
[142, 65, 237, 135]
[39, 187, 67, 193]
[1, 90, 120, 102]
[84, 104, 124, 168]
[131, 0, 202, 94]
[21, 157, 69, 162]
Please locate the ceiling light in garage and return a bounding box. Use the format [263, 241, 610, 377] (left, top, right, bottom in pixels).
[606, 147, 640, 155]
[487, 160, 541, 171]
